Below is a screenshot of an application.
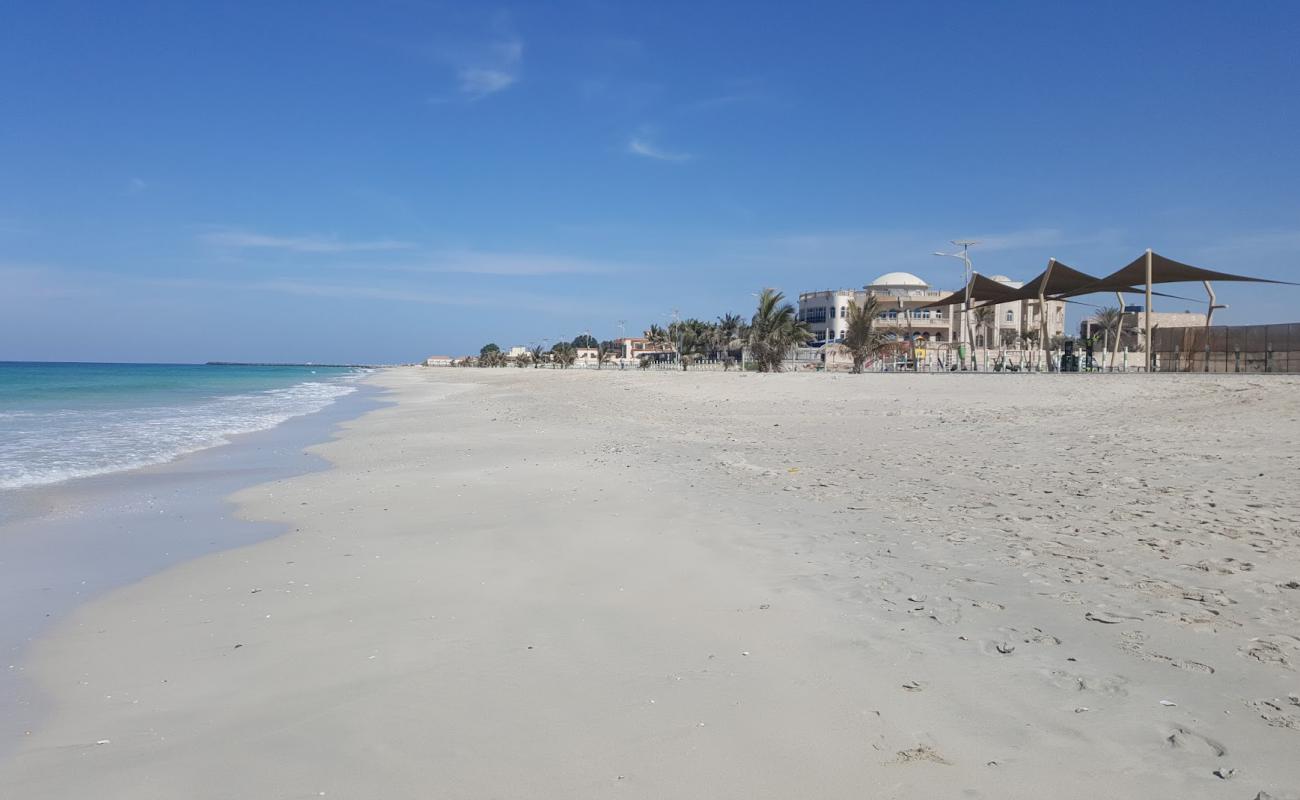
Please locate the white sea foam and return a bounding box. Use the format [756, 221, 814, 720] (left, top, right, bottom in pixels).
[0, 378, 358, 490]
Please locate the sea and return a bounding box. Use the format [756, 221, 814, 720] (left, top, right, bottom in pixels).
[0, 362, 364, 491]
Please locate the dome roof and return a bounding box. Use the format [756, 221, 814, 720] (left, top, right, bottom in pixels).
[869, 271, 928, 288]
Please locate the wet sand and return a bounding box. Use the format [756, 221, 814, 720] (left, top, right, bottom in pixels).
[0, 386, 381, 754]
[2, 368, 1298, 798]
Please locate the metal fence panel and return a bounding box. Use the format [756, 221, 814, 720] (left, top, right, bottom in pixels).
[1147, 322, 1300, 372]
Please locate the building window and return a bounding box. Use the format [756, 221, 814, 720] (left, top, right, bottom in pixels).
[840, 306, 847, 318]
[1006, 310, 1014, 322]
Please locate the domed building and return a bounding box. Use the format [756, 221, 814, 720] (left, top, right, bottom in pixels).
[867, 271, 930, 292]
[796, 271, 1064, 349]
[798, 272, 954, 344]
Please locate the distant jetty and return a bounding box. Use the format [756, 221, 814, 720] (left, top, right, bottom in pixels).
[204, 361, 379, 368]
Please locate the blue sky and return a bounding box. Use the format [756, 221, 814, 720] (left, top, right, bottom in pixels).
[2, 1, 1298, 363]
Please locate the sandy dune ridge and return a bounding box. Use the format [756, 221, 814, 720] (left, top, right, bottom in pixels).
[2, 368, 1298, 798]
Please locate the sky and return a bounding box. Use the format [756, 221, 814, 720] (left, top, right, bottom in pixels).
[2, 0, 1299, 363]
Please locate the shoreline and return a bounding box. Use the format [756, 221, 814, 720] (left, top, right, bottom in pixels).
[0, 378, 386, 753]
[2, 369, 1298, 798]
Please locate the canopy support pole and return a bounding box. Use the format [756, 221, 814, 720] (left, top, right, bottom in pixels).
[1111, 291, 1124, 371]
[1144, 249, 1153, 372]
[1203, 280, 1226, 326]
[1039, 258, 1055, 372]
[963, 271, 977, 369]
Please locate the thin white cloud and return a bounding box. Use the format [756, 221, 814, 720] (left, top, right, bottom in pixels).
[200, 229, 415, 254]
[436, 30, 523, 100]
[140, 276, 590, 315]
[126, 177, 147, 195]
[458, 67, 516, 96]
[627, 136, 692, 162]
[0, 264, 93, 300]
[381, 249, 621, 276]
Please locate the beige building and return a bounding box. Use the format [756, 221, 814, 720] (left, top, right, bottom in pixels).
[423, 355, 454, 367]
[1081, 308, 1206, 350]
[614, 337, 675, 362]
[799, 272, 1065, 346]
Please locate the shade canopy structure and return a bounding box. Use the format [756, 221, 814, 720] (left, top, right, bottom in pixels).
[917, 273, 1024, 309]
[1056, 251, 1299, 298]
[964, 259, 1184, 307]
[1005, 260, 1098, 301]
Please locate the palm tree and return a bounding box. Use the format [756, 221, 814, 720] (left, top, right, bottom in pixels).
[514, 350, 532, 368]
[530, 344, 545, 368]
[999, 327, 1019, 348]
[551, 342, 577, 368]
[479, 349, 506, 368]
[672, 319, 713, 369]
[748, 288, 811, 372]
[645, 324, 672, 351]
[1091, 306, 1125, 349]
[715, 313, 744, 360]
[595, 340, 616, 369]
[972, 307, 995, 348]
[843, 296, 885, 373]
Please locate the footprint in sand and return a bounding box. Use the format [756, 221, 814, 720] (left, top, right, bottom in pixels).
[1119, 631, 1216, 674]
[1240, 634, 1300, 670]
[1046, 669, 1129, 697]
[1166, 725, 1227, 758]
[1247, 696, 1300, 730]
[886, 744, 951, 766]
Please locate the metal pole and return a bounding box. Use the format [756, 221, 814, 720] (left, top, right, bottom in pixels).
[961, 245, 972, 349]
[1039, 258, 1056, 372]
[1144, 249, 1154, 372]
[963, 270, 976, 369]
[1111, 291, 1125, 372]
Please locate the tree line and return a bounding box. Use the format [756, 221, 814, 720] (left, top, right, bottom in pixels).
[462, 288, 895, 373]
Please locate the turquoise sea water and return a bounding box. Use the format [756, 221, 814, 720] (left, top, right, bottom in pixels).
[0, 362, 363, 489]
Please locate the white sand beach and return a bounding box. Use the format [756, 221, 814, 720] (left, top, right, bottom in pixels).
[2, 368, 1299, 799]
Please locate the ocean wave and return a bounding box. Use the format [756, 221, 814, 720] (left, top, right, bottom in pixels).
[0, 379, 358, 490]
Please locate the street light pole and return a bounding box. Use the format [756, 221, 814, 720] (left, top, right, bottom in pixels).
[670, 308, 681, 367]
[933, 240, 981, 351]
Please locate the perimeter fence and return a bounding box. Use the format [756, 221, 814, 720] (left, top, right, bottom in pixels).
[1151, 323, 1300, 373]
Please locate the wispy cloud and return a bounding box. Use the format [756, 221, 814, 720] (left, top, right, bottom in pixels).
[0, 264, 93, 300]
[384, 249, 620, 276]
[200, 229, 415, 254]
[430, 23, 523, 101]
[125, 177, 147, 196]
[627, 136, 692, 162]
[679, 92, 761, 112]
[458, 66, 517, 96]
[139, 275, 589, 315]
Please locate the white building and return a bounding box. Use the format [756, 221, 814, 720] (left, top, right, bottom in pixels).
[798, 272, 1065, 346]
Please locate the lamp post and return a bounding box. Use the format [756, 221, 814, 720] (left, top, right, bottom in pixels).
[669, 309, 682, 367]
[934, 240, 980, 368]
